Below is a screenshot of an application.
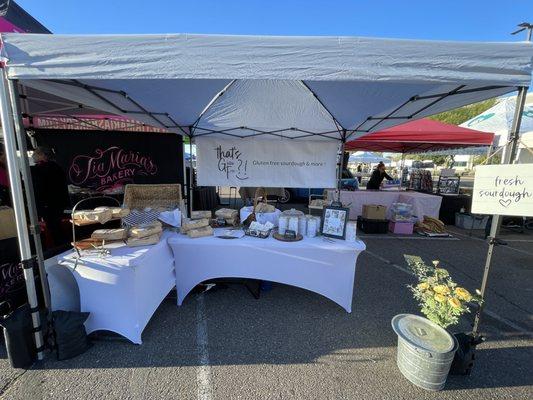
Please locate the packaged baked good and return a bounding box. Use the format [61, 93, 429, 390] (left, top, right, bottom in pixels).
[191, 210, 212, 220]
[180, 218, 209, 233]
[72, 208, 113, 224]
[187, 225, 214, 238]
[126, 233, 161, 247]
[129, 221, 163, 238]
[91, 228, 128, 241]
[215, 208, 238, 220]
[95, 206, 130, 219]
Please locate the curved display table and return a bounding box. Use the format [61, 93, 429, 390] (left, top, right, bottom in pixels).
[57, 231, 177, 344]
[168, 230, 366, 312]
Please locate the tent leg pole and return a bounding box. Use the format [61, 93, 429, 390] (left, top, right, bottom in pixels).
[472, 85, 529, 338]
[7, 79, 52, 313]
[337, 139, 345, 202]
[188, 137, 194, 216]
[0, 70, 44, 360]
[182, 138, 187, 214]
[399, 153, 405, 190]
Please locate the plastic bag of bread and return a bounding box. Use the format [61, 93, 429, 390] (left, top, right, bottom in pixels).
[73, 208, 113, 224]
[215, 208, 238, 220]
[191, 210, 212, 220]
[180, 218, 209, 233]
[91, 228, 128, 241]
[127, 233, 161, 247]
[95, 206, 130, 219]
[187, 226, 214, 238]
[129, 221, 163, 239]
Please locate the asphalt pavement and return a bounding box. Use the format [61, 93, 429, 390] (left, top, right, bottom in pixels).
[1, 221, 532, 399]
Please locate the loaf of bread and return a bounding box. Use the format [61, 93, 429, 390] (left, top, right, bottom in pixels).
[73, 208, 113, 224]
[180, 218, 209, 233]
[126, 233, 161, 247]
[215, 208, 238, 220]
[191, 210, 212, 220]
[129, 221, 163, 238]
[91, 228, 128, 241]
[95, 206, 130, 218]
[187, 225, 214, 238]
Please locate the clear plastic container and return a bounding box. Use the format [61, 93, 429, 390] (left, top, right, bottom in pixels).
[389, 202, 414, 222]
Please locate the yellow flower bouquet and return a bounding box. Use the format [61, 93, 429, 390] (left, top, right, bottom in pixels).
[405, 255, 482, 328]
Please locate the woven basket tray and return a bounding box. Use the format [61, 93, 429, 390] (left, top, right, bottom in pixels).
[123, 184, 182, 210]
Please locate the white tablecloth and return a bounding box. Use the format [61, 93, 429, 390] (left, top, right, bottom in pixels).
[327, 190, 442, 221]
[397, 192, 442, 222]
[168, 229, 366, 312]
[57, 231, 177, 344]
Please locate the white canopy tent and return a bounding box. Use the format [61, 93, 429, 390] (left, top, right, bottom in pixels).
[1, 33, 533, 141]
[348, 151, 391, 164]
[0, 32, 532, 359]
[461, 96, 533, 147]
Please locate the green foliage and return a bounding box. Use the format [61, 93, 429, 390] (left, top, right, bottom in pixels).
[429, 98, 497, 125]
[404, 255, 483, 328]
[473, 153, 501, 166]
[408, 154, 449, 166]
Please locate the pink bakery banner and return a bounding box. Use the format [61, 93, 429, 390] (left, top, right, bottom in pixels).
[0, 16, 25, 33]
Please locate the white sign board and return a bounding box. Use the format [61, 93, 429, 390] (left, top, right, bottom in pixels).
[471, 164, 533, 216]
[196, 137, 338, 188]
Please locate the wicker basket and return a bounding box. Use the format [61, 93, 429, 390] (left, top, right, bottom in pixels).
[243, 187, 268, 226]
[123, 184, 182, 210]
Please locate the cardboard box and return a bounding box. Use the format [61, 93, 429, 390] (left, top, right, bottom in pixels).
[0, 207, 17, 240]
[362, 204, 387, 220]
[389, 220, 414, 235]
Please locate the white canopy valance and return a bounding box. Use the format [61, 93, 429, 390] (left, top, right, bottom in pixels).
[1, 33, 532, 141]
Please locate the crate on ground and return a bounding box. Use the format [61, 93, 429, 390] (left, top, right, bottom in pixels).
[357, 216, 389, 234]
[455, 212, 489, 230]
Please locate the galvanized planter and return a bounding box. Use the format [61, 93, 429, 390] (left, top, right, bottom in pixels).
[392, 314, 458, 391]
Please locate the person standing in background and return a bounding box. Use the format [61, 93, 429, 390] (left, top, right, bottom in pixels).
[31, 146, 70, 248]
[366, 162, 393, 190]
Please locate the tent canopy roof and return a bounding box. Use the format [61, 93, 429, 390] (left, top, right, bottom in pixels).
[2, 33, 532, 141]
[460, 96, 533, 146]
[348, 151, 391, 164]
[345, 118, 495, 153]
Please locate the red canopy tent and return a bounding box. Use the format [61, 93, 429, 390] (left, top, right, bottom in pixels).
[345, 119, 494, 153]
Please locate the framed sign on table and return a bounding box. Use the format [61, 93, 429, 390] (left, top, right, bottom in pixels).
[321, 206, 349, 239]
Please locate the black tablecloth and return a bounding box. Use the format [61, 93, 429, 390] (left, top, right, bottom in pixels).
[193, 187, 219, 211]
[439, 194, 472, 225]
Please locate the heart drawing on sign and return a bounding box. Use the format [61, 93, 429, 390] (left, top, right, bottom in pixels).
[499, 199, 512, 208]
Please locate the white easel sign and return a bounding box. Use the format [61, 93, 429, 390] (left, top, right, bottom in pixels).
[471, 164, 533, 216]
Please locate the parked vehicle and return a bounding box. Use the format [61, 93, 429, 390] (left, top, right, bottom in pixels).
[278, 169, 359, 203]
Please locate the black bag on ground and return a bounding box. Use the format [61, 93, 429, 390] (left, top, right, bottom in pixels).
[450, 332, 483, 375]
[0, 302, 36, 369]
[52, 310, 90, 361]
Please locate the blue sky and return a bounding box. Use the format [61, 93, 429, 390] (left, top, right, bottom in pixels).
[16, 0, 533, 42]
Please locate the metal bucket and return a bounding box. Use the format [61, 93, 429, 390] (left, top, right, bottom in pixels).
[392, 314, 458, 391]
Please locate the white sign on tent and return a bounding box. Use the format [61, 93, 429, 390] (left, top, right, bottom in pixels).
[471, 164, 533, 216]
[196, 137, 338, 188]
